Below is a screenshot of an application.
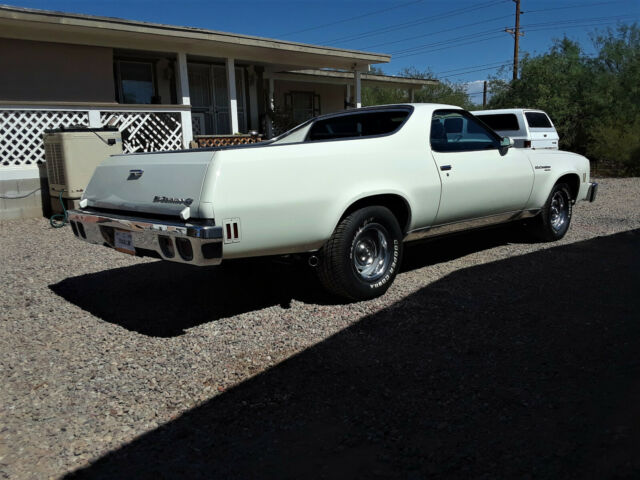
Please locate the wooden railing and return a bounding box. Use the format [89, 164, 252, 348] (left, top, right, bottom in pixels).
[192, 134, 263, 148]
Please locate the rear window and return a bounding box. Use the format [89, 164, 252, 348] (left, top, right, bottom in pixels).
[307, 110, 409, 141]
[525, 111, 553, 128]
[475, 113, 520, 131]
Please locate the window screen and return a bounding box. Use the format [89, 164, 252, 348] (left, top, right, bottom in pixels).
[525, 111, 552, 128]
[475, 113, 520, 131]
[307, 110, 409, 141]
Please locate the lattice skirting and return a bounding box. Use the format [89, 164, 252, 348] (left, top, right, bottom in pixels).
[0, 110, 88, 167]
[101, 112, 183, 154]
[0, 110, 185, 168]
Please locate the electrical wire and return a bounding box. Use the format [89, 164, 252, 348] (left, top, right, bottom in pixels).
[0, 188, 42, 199]
[524, 0, 633, 15]
[439, 62, 513, 78]
[323, 0, 509, 45]
[435, 60, 512, 75]
[390, 14, 630, 56]
[360, 14, 514, 50]
[393, 18, 635, 59]
[49, 191, 68, 228]
[275, 0, 425, 37]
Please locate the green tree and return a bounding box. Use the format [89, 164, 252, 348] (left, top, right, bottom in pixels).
[488, 23, 640, 176]
[362, 66, 475, 109]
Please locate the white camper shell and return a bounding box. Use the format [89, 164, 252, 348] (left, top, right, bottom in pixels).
[471, 108, 559, 150]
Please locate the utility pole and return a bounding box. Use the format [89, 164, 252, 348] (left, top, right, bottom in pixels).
[483, 81, 488, 108]
[505, 0, 523, 80]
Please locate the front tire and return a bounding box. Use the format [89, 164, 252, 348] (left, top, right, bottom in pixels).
[530, 182, 573, 241]
[318, 206, 403, 301]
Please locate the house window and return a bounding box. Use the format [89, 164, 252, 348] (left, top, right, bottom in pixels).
[117, 60, 155, 104]
[285, 91, 320, 124]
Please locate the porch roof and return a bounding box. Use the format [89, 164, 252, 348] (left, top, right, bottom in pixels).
[0, 5, 390, 71]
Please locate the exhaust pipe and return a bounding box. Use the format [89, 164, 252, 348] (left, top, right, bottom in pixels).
[308, 255, 319, 267]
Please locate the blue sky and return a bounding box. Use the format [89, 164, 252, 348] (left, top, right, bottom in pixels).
[5, 0, 639, 99]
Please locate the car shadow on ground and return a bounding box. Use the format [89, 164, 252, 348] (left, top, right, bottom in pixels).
[50, 224, 522, 337]
[65, 229, 640, 479]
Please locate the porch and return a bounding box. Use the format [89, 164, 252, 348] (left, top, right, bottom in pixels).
[0, 4, 437, 219]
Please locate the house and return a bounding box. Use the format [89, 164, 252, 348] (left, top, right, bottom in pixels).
[0, 5, 436, 219]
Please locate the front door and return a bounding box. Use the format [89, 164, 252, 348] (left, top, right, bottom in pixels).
[187, 63, 247, 135]
[429, 109, 534, 225]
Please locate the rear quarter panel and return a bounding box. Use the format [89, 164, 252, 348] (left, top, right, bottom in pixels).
[205, 109, 442, 258]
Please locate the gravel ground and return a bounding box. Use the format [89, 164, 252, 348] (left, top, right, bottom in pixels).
[1, 177, 639, 479]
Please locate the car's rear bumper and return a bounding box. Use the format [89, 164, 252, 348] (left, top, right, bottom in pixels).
[68, 209, 223, 266]
[587, 182, 598, 202]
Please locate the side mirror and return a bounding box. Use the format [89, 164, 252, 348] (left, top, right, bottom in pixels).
[500, 136, 514, 148]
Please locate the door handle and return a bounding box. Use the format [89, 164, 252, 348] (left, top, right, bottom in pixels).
[440, 165, 452, 171]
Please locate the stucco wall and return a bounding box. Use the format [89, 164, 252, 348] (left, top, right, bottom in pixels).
[0, 38, 115, 102]
[274, 80, 345, 116]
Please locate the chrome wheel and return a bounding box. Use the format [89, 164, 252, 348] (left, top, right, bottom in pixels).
[549, 191, 568, 232]
[351, 223, 391, 281]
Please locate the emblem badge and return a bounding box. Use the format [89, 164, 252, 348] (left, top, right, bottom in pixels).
[128, 169, 144, 180]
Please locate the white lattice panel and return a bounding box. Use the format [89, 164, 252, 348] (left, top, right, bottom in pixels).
[100, 112, 183, 153]
[0, 110, 88, 166]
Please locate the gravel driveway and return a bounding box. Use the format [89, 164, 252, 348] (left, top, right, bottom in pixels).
[1, 177, 639, 479]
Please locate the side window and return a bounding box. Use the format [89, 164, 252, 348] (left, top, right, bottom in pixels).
[307, 110, 409, 141]
[430, 110, 501, 152]
[475, 113, 520, 131]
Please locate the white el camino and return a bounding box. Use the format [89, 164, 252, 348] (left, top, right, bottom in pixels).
[69, 104, 598, 300]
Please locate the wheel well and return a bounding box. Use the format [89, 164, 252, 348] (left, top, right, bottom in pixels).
[557, 173, 580, 200]
[340, 194, 411, 233]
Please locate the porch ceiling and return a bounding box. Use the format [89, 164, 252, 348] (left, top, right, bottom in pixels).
[0, 5, 390, 71]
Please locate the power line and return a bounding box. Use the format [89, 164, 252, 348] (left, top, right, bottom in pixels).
[439, 62, 513, 78]
[524, 0, 632, 15]
[392, 15, 635, 59]
[435, 60, 512, 75]
[394, 34, 505, 59]
[360, 14, 514, 50]
[323, 0, 509, 45]
[275, 0, 425, 37]
[391, 28, 505, 55]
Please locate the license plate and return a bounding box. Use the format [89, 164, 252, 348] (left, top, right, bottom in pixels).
[114, 229, 135, 255]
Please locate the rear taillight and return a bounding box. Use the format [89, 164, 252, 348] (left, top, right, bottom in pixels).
[524, 140, 532, 148]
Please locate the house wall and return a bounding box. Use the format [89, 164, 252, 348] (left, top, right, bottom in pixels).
[274, 80, 345, 116]
[0, 38, 115, 102]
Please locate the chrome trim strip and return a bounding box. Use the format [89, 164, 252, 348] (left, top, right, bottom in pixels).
[68, 209, 223, 266]
[404, 209, 541, 242]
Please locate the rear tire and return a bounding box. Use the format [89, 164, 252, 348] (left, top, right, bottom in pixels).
[530, 182, 572, 241]
[318, 206, 403, 301]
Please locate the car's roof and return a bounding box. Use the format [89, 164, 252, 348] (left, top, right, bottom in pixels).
[471, 108, 548, 115]
[307, 103, 462, 122]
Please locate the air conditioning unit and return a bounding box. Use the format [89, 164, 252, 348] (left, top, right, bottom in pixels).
[43, 126, 123, 199]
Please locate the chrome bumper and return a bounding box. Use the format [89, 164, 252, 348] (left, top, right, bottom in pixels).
[67, 209, 223, 266]
[587, 182, 598, 202]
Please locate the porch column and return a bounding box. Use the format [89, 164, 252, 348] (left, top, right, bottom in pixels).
[409, 88, 415, 102]
[226, 58, 239, 134]
[266, 77, 275, 138]
[346, 84, 352, 109]
[176, 52, 193, 147]
[88, 110, 102, 128]
[354, 71, 362, 108]
[247, 66, 259, 131]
